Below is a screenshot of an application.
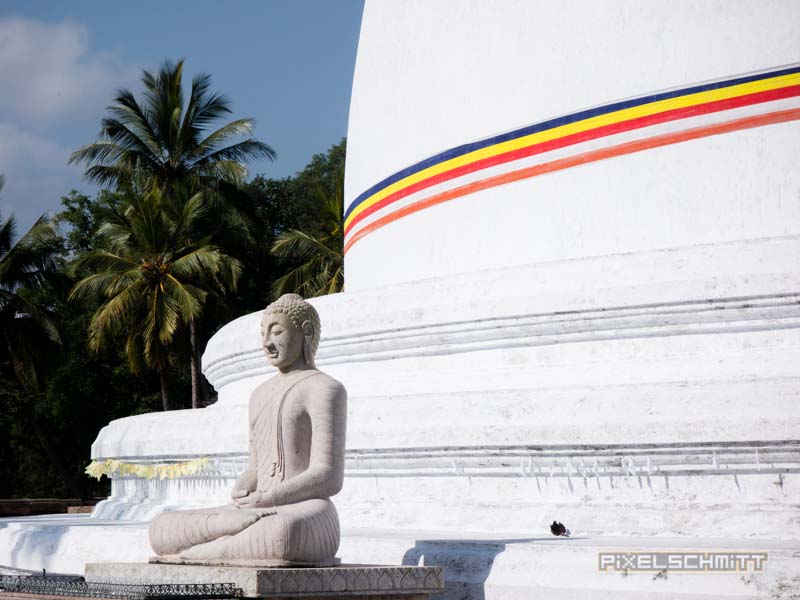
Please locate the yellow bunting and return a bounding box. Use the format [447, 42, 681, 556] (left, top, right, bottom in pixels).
[84, 457, 211, 481]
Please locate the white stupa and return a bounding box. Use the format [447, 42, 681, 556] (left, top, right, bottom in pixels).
[3, 1, 799, 597]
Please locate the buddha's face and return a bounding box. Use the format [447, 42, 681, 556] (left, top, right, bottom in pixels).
[262, 311, 304, 370]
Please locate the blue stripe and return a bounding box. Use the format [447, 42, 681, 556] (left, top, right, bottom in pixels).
[345, 64, 800, 221]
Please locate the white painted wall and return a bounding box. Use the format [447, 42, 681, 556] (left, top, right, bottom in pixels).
[344, 0, 800, 291]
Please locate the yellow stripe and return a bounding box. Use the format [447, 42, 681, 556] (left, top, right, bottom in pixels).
[345, 72, 800, 229]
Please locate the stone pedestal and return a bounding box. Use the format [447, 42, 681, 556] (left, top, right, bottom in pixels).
[84, 563, 443, 599]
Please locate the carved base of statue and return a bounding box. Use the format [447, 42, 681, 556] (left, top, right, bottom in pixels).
[147, 295, 347, 566]
[86, 562, 445, 599]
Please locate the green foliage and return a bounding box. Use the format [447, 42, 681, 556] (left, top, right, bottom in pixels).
[56, 190, 125, 254]
[241, 139, 346, 303]
[69, 58, 274, 409]
[1, 176, 94, 499]
[0, 208, 62, 390]
[0, 125, 346, 499]
[270, 163, 344, 298]
[0, 280, 167, 499]
[70, 181, 241, 410]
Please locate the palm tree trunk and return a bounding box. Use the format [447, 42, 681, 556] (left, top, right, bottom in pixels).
[158, 367, 171, 411]
[189, 318, 200, 409]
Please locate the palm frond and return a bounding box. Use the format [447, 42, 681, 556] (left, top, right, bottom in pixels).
[187, 74, 232, 126]
[109, 88, 163, 156]
[200, 161, 248, 186]
[72, 250, 138, 276]
[268, 161, 344, 298]
[79, 163, 135, 187]
[124, 329, 146, 374]
[142, 59, 186, 157]
[87, 281, 146, 352]
[194, 139, 276, 166]
[171, 246, 242, 292]
[100, 117, 162, 163]
[271, 229, 338, 259]
[166, 190, 206, 247]
[179, 74, 230, 151]
[143, 284, 180, 352]
[0, 213, 17, 257]
[191, 119, 257, 157]
[163, 274, 202, 321]
[0, 215, 60, 288]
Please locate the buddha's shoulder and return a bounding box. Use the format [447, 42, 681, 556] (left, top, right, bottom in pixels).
[249, 378, 276, 400]
[307, 370, 347, 398]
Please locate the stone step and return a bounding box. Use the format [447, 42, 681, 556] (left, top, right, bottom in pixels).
[1, 518, 798, 598]
[0, 515, 151, 575]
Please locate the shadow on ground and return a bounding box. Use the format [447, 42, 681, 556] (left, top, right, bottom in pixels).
[402, 537, 551, 600]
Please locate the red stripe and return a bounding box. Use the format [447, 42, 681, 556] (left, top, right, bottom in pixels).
[345, 84, 800, 238]
[344, 108, 800, 254]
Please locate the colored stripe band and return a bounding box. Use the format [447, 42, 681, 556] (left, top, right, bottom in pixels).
[344, 64, 800, 248]
[345, 65, 800, 227]
[344, 108, 800, 254]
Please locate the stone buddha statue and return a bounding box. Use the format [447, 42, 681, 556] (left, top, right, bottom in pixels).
[149, 294, 347, 565]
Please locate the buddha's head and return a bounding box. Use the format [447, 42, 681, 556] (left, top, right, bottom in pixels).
[261, 294, 321, 371]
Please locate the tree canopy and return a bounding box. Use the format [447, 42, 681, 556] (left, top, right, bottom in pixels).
[0, 55, 348, 500]
[70, 181, 241, 410]
[0, 134, 347, 500]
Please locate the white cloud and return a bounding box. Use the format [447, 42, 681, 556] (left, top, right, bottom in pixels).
[0, 17, 134, 120]
[0, 123, 85, 231]
[0, 16, 136, 231]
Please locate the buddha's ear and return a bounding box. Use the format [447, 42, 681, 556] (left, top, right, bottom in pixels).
[301, 320, 315, 366]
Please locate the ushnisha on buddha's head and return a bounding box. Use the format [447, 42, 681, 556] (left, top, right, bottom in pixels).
[261, 294, 321, 372]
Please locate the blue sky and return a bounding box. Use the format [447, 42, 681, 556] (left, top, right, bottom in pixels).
[0, 1, 364, 231]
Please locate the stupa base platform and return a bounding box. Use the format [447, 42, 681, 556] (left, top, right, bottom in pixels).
[85, 562, 443, 599]
[2, 517, 799, 598]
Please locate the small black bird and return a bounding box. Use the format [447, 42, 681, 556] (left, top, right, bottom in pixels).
[550, 520, 570, 536]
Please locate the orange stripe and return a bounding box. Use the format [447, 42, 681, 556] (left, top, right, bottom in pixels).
[344, 108, 800, 254]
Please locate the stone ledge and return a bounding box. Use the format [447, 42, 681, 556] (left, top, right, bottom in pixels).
[149, 555, 342, 568]
[85, 563, 443, 598]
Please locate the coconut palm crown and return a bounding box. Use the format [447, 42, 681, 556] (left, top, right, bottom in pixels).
[69, 59, 275, 189]
[69, 180, 241, 410]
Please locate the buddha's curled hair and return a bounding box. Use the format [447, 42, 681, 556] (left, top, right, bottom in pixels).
[264, 294, 322, 358]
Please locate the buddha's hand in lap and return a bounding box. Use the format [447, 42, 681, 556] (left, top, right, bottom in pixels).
[233, 490, 274, 510]
[230, 488, 250, 502]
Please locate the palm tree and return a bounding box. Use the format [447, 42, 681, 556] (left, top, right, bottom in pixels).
[70, 181, 241, 410]
[270, 166, 344, 298]
[69, 58, 272, 406]
[0, 176, 87, 498]
[0, 176, 62, 388]
[69, 58, 275, 190]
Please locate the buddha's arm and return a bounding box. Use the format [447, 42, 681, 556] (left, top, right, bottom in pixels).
[230, 393, 260, 498]
[266, 380, 347, 507]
